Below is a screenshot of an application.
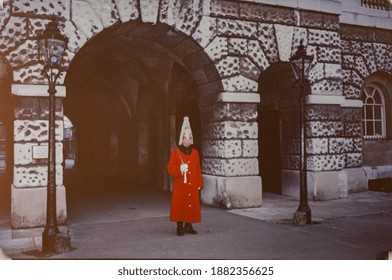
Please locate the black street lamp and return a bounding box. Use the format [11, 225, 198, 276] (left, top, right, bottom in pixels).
[38, 19, 70, 254]
[289, 40, 313, 225]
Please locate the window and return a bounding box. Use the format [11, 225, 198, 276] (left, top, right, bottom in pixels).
[362, 84, 386, 139]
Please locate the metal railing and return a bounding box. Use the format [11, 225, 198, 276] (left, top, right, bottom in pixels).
[361, 0, 391, 10]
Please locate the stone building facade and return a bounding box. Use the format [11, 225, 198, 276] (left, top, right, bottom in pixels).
[0, 0, 391, 230]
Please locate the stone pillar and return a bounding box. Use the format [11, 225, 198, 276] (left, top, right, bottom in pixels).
[200, 92, 262, 209]
[281, 96, 366, 200]
[11, 84, 67, 229]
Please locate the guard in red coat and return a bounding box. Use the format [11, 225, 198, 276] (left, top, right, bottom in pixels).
[168, 116, 203, 236]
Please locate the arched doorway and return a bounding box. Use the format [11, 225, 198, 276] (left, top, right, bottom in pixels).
[64, 22, 209, 207]
[258, 62, 296, 194]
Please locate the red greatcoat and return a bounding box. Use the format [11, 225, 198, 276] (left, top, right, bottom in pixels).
[168, 147, 203, 223]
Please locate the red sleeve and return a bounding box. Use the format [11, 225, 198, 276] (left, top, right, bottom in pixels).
[167, 149, 182, 178]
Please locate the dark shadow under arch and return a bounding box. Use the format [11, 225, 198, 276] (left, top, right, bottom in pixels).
[258, 62, 296, 194]
[63, 21, 219, 203]
[0, 55, 13, 221]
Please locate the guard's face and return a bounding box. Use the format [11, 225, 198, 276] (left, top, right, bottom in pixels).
[182, 128, 193, 147]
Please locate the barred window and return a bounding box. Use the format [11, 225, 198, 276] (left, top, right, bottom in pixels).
[362, 84, 386, 139]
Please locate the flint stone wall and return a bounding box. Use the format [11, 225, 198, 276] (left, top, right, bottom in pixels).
[13, 95, 64, 188]
[0, 0, 391, 199]
[10, 84, 66, 228]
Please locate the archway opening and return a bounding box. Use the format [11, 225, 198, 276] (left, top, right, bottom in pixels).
[258, 62, 297, 194]
[64, 21, 212, 209]
[0, 56, 13, 224]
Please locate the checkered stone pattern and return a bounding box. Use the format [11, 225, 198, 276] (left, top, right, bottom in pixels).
[258, 23, 279, 64]
[281, 103, 361, 171]
[13, 94, 64, 188]
[202, 158, 259, 177]
[305, 104, 346, 171]
[343, 107, 363, 168]
[2, 0, 390, 180]
[192, 16, 218, 48]
[0, 16, 27, 54]
[207, 9, 346, 95]
[275, 24, 294, 62]
[305, 28, 342, 96]
[318, 47, 341, 64]
[307, 154, 345, 172]
[2, 0, 209, 83]
[228, 38, 248, 56]
[202, 140, 242, 159]
[222, 75, 258, 92]
[247, 40, 270, 71]
[2, 0, 349, 96]
[1, 0, 389, 94]
[300, 11, 323, 29]
[217, 18, 258, 39]
[202, 121, 258, 140]
[204, 36, 229, 62]
[240, 57, 261, 81]
[211, 0, 239, 18]
[361, 42, 378, 73]
[14, 165, 63, 188]
[208, 103, 258, 122]
[0, 15, 46, 84]
[341, 31, 392, 100]
[173, 0, 204, 36]
[216, 57, 240, 78]
[12, 0, 70, 18]
[311, 80, 343, 96]
[201, 103, 259, 177]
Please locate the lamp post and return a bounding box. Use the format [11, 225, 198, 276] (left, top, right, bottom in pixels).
[38, 19, 69, 254]
[289, 40, 313, 225]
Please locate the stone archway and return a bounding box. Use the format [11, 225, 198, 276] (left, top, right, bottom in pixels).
[64, 21, 213, 199]
[5, 0, 363, 228]
[3, 0, 228, 229]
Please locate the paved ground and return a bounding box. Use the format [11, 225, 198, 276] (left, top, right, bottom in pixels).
[1, 189, 392, 260]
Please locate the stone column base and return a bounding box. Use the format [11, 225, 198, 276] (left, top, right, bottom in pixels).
[11, 185, 67, 229]
[363, 165, 392, 188]
[200, 175, 262, 209]
[282, 168, 367, 201]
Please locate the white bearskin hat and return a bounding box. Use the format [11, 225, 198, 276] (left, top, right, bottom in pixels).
[178, 116, 193, 145]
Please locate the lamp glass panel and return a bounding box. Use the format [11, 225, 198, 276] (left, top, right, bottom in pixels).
[38, 37, 66, 67]
[290, 59, 302, 81]
[38, 38, 50, 65]
[303, 58, 313, 80]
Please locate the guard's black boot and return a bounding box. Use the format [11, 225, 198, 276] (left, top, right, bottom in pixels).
[177, 222, 184, 236]
[184, 223, 198, 234]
